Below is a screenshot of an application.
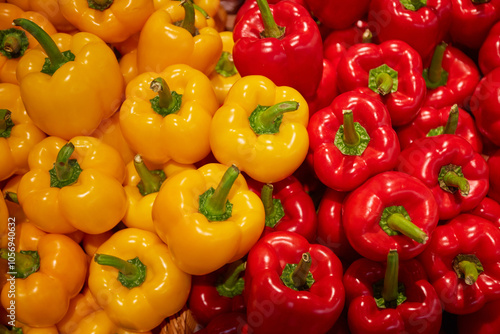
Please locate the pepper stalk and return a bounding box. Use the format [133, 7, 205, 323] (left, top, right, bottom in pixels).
[256, 0, 285, 39]
[93, 254, 147, 289]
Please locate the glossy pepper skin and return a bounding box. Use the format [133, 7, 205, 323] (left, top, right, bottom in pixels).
[337, 40, 426, 126]
[478, 21, 500, 75]
[308, 91, 400, 192]
[120, 64, 219, 165]
[188, 261, 246, 326]
[343, 250, 442, 334]
[14, 19, 124, 140]
[396, 104, 483, 153]
[244, 231, 345, 334]
[56, 287, 101, 334]
[488, 149, 500, 203]
[343, 171, 439, 262]
[209, 75, 309, 184]
[397, 134, 489, 220]
[70, 309, 152, 334]
[470, 67, 500, 147]
[234, 0, 307, 26]
[154, 0, 221, 18]
[418, 214, 500, 314]
[152, 163, 265, 275]
[88, 228, 191, 331]
[449, 0, 500, 51]
[0, 192, 8, 249]
[303, 0, 370, 30]
[246, 175, 318, 243]
[137, 0, 222, 75]
[195, 311, 248, 334]
[17, 136, 127, 234]
[457, 299, 500, 334]
[422, 43, 480, 109]
[0, 233, 87, 327]
[0, 83, 46, 181]
[0, 3, 57, 84]
[58, 0, 155, 44]
[468, 197, 500, 229]
[5, 0, 75, 32]
[232, 0, 323, 99]
[368, 0, 452, 61]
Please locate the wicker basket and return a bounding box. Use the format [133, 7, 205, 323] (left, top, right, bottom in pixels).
[159, 306, 198, 334]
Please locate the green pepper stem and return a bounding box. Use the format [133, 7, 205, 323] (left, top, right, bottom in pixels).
[382, 250, 399, 303]
[375, 72, 393, 96]
[180, 0, 196, 36]
[4, 192, 18, 204]
[216, 52, 237, 77]
[458, 260, 479, 285]
[387, 213, 428, 244]
[3, 34, 20, 54]
[222, 262, 246, 290]
[442, 171, 470, 195]
[362, 29, 372, 43]
[0, 324, 17, 334]
[292, 253, 312, 289]
[0, 109, 11, 133]
[54, 143, 76, 182]
[0, 249, 40, 278]
[94, 254, 137, 276]
[443, 104, 459, 135]
[256, 0, 284, 39]
[150, 77, 174, 110]
[261, 184, 275, 218]
[134, 155, 164, 196]
[342, 110, 360, 146]
[12, 18, 66, 72]
[428, 42, 448, 84]
[257, 101, 298, 130]
[203, 165, 239, 217]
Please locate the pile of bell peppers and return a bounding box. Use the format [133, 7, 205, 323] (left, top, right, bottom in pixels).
[2, 0, 500, 333]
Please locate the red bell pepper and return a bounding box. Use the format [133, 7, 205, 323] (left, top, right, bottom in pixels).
[195, 311, 249, 334]
[469, 67, 500, 147]
[244, 231, 345, 334]
[396, 104, 483, 153]
[342, 171, 439, 262]
[246, 175, 318, 243]
[336, 40, 426, 126]
[316, 188, 360, 266]
[303, 0, 371, 30]
[488, 149, 500, 203]
[478, 20, 500, 75]
[456, 299, 500, 334]
[422, 42, 480, 109]
[418, 214, 500, 314]
[232, 0, 323, 99]
[397, 134, 489, 220]
[234, 0, 308, 25]
[449, 0, 500, 51]
[468, 197, 500, 229]
[188, 261, 246, 326]
[343, 250, 442, 334]
[368, 0, 452, 61]
[308, 91, 400, 192]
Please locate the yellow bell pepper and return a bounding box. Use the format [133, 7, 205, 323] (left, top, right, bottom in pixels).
[88, 227, 191, 332]
[0, 194, 8, 249]
[209, 75, 310, 183]
[152, 163, 265, 275]
[57, 287, 101, 334]
[0, 3, 57, 84]
[0, 233, 88, 327]
[2, 175, 26, 223]
[72, 309, 153, 334]
[137, 0, 222, 75]
[119, 49, 139, 85]
[58, 0, 155, 44]
[209, 31, 240, 106]
[14, 19, 124, 140]
[154, 0, 220, 18]
[123, 155, 195, 232]
[11, 322, 58, 334]
[0, 83, 46, 181]
[17, 136, 127, 234]
[81, 231, 114, 263]
[119, 64, 219, 165]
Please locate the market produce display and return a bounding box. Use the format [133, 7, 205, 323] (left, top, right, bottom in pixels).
[1, 0, 500, 333]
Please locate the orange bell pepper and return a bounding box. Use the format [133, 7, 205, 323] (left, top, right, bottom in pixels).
[14, 19, 124, 140]
[81, 230, 114, 263]
[17, 136, 127, 234]
[119, 49, 139, 86]
[88, 227, 191, 331]
[58, 0, 155, 44]
[209, 31, 240, 106]
[0, 193, 8, 249]
[2, 175, 26, 223]
[0, 233, 87, 327]
[57, 287, 101, 334]
[152, 163, 265, 275]
[11, 322, 58, 333]
[119, 64, 219, 164]
[5, 0, 76, 32]
[209, 75, 310, 183]
[123, 155, 195, 232]
[137, 0, 222, 75]
[0, 83, 46, 181]
[0, 3, 57, 84]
